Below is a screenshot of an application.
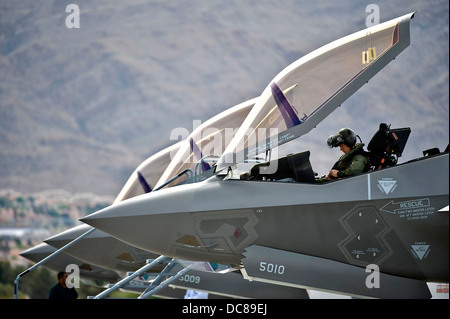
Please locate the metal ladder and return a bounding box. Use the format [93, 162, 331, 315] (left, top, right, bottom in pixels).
[90, 256, 195, 299]
[90, 258, 233, 299]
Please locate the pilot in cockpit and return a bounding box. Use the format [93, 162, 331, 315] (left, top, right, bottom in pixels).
[317, 128, 369, 182]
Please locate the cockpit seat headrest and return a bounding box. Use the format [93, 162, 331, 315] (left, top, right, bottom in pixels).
[367, 123, 410, 169]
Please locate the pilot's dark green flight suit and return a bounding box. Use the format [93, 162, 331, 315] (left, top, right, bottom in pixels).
[333, 143, 369, 178]
[316, 143, 369, 182]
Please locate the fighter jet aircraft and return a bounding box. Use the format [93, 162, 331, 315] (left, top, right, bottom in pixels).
[20, 242, 121, 284]
[21, 242, 308, 299]
[81, 12, 449, 298]
[18, 96, 313, 299]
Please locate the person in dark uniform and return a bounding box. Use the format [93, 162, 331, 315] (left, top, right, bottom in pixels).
[48, 271, 78, 299]
[317, 128, 369, 182]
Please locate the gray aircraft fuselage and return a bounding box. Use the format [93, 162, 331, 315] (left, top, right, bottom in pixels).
[82, 152, 449, 283]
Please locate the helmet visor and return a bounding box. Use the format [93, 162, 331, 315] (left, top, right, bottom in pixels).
[327, 134, 344, 148]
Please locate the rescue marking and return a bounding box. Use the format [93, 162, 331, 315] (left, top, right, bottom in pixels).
[380, 198, 435, 220]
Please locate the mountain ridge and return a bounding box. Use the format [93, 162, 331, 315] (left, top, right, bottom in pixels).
[0, 0, 448, 196]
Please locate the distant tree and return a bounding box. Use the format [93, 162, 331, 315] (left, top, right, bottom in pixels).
[0, 261, 55, 298]
[0, 261, 14, 283]
[13, 263, 55, 299]
[0, 197, 14, 209]
[0, 261, 107, 299]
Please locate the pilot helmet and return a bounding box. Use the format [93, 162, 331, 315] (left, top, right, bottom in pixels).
[327, 128, 357, 148]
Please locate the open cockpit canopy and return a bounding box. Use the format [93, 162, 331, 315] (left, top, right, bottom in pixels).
[216, 12, 415, 171]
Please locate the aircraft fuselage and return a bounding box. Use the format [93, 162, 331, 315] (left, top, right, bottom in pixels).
[82, 152, 449, 283]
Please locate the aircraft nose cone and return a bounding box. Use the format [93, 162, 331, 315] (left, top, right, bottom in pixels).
[20, 242, 55, 262]
[44, 224, 94, 248]
[80, 186, 197, 257]
[80, 179, 254, 264]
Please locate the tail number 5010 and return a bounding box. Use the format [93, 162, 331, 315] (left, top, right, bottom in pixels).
[259, 262, 285, 275]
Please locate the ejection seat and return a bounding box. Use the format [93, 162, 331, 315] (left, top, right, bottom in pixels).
[366, 123, 411, 170]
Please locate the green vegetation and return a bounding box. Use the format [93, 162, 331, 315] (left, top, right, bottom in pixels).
[0, 260, 54, 299]
[0, 261, 144, 299]
[0, 260, 105, 299]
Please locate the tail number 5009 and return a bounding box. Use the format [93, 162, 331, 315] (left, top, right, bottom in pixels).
[179, 274, 200, 284]
[259, 262, 285, 275]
